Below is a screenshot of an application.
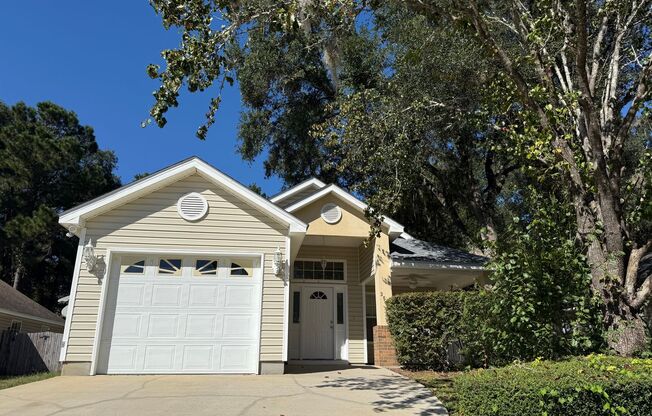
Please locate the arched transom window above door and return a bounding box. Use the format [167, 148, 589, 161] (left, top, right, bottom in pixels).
[309, 291, 328, 300]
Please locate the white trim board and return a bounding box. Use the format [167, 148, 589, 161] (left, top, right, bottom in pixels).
[90, 249, 114, 375]
[284, 185, 404, 236]
[59, 157, 307, 234]
[281, 235, 291, 362]
[270, 178, 326, 203]
[60, 227, 87, 362]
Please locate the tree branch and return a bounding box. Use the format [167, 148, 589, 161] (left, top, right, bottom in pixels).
[626, 240, 652, 309]
[589, 15, 610, 94]
[615, 57, 652, 145]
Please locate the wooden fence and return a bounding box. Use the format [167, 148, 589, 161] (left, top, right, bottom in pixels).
[0, 330, 63, 375]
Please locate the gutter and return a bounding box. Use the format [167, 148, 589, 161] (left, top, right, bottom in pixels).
[0, 307, 65, 327]
[391, 258, 487, 271]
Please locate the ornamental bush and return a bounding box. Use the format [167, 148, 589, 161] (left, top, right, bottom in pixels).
[386, 291, 478, 370]
[454, 355, 652, 416]
[386, 288, 603, 371]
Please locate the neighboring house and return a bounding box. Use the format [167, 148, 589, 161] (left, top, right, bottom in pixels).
[0, 279, 65, 333]
[57, 157, 487, 376]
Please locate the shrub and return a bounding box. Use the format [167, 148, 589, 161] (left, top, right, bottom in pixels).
[454, 355, 652, 416]
[484, 191, 605, 365]
[386, 291, 477, 370]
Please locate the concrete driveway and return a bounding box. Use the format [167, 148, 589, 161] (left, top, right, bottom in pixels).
[0, 366, 446, 416]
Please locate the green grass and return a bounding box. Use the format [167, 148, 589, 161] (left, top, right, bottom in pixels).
[0, 372, 57, 390]
[394, 369, 462, 413]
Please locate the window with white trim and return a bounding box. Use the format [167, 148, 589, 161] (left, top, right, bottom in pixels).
[293, 260, 344, 281]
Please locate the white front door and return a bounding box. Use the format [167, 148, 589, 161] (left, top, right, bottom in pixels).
[301, 286, 334, 359]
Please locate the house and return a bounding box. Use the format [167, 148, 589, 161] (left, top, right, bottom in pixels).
[0, 279, 65, 333]
[58, 157, 487, 376]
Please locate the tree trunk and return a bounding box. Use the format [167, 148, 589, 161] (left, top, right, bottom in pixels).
[604, 306, 649, 356]
[580, 204, 649, 355]
[12, 261, 23, 290]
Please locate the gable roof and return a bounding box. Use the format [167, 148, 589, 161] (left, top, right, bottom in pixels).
[390, 237, 488, 270]
[284, 184, 405, 237]
[0, 280, 65, 326]
[59, 157, 308, 234]
[269, 178, 326, 204]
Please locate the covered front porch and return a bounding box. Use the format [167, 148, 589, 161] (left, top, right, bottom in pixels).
[286, 234, 488, 367]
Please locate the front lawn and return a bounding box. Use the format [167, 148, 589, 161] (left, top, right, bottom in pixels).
[0, 372, 57, 390]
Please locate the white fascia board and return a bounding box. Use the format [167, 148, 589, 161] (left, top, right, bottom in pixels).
[391, 258, 487, 271]
[270, 178, 326, 203]
[59, 157, 307, 234]
[285, 185, 405, 234]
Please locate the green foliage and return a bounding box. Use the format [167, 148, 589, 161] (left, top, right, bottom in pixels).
[386, 291, 471, 370]
[387, 259, 602, 371]
[471, 190, 604, 365]
[148, 1, 652, 349]
[148, 1, 522, 250]
[0, 101, 120, 310]
[454, 355, 652, 416]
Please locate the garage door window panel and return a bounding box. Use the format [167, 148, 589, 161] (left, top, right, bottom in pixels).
[229, 258, 254, 277]
[158, 258, 182, 276]
[194, 259, 219, 277]
[121, 258, 146, 275]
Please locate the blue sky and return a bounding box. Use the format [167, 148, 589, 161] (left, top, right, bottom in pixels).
[0, 1, 284, 195]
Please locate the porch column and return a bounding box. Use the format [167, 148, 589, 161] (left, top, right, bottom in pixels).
[373, 233, 392, 325]
[372, 233, 399, 367]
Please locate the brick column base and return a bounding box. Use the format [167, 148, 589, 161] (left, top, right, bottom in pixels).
[373, 325, 399, 367]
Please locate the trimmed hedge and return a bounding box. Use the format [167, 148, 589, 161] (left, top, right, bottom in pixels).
[386, 291, 478, 370]
[454, 355, 652, 416]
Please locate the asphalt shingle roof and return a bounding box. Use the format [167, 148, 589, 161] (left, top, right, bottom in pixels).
[390, 237, 489, 268]
[0, 279, 64, 324]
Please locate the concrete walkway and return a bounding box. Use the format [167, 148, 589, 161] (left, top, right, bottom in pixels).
[0, 366, 446, 416]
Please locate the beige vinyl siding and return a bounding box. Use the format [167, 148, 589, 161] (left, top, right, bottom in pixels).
[275, 186, 321, 209]
[0, 312, 64, 333]
[65, 173, 288, 363]
[358, 240, 374, 283]
[293, 245, 366, 364]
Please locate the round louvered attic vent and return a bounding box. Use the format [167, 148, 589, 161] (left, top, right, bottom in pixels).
[320, 203, 342, 224]
[177, 192, 208, 221]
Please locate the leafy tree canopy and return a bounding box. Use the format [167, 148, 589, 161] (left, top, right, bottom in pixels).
[0, 101, 120, 310]
[146, 0, 652, 354]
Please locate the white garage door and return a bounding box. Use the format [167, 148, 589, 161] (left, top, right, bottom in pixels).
[97, 254, 262, 374]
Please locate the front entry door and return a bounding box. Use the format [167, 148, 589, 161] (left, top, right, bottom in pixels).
[301, 287, 334, 359]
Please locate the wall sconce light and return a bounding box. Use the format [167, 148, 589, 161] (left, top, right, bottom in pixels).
[272, 247, 283, 276]
[82, 238, 99, 272]
[65, 225, 79, 238]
